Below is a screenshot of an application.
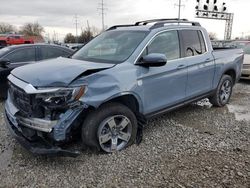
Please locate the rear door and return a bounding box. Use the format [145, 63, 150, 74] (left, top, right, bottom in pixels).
[179, 30, 215, 98]
[138, 30, 188, 115]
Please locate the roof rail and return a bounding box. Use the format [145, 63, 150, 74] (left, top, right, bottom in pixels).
[107, 24, 136, 31]
[150, 20, 201, 29]
[107, 19, 201, 31]
[135, 18, 188, 26]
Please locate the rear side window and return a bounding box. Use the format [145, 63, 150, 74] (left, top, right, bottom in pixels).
[39, 47, 70, 60]
[145, 30, 180, 61]
[5, 48, 36, 63]
[180, 30, 207, 57]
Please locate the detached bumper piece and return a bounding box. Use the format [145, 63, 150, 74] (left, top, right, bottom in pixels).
[4, 111, 80, 157]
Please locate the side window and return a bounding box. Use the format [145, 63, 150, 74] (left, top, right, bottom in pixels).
[40, 47, 70, 60]
[181, 30, 206, 57]
[145, 30, 180, 61]
[5, 48, 35, 63]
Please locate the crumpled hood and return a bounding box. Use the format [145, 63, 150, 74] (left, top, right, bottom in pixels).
[11, 57, 115, 87]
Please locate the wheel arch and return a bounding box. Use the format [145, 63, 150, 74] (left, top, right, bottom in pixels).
[100, 93, 143, 115]
[223, 69, 236, 84]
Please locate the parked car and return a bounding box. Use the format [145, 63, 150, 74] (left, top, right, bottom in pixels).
[0, 44, 74, 98]
[230, 41, 250, 79]
[4, 19, 243, 157]
[0, 34, 34, 48]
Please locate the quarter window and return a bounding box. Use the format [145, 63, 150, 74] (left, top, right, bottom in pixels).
[198, 31, 206, 53]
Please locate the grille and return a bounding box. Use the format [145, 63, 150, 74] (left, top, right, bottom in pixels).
[9, 83, 32, 115]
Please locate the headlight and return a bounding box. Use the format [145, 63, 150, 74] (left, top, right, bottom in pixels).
[36, 86, 86, 105]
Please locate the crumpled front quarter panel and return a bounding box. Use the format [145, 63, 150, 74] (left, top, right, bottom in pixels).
[81, 63, 143, 112]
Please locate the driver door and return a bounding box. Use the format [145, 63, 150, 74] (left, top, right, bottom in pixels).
[138, 30, 188, 115]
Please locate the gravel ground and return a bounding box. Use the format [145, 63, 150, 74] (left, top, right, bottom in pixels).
[0, 81, 249, 188]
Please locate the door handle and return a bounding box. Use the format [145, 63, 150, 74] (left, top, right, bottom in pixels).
[204, 58, 212, 63]
[177, 64, 186, 69]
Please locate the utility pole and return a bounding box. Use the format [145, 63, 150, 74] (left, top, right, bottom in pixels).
[101, 0, 104, 30]
[74, 14, 79, 43]
[174, 0, 185, 20]
[98, 0, 106, 31]
[87, 20, 90, 31]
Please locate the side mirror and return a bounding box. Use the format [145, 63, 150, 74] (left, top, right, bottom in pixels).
[138, 53, 167, 67]
[0, 58, 10, 68]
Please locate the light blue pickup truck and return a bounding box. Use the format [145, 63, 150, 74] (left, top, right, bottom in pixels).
[4, 19, 244, 156]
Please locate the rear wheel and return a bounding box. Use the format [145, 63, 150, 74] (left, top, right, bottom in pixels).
[81, 103, 138, 152]
[210, 75, 233, 107]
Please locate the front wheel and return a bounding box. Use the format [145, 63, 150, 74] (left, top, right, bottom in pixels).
[81, 103, 138, 153]
[210, 75, 233, 107]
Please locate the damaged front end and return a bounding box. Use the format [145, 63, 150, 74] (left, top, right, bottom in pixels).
[4, 74, 88, 157]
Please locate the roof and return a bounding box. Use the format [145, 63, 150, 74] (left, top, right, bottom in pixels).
[3, 43, 74, 52]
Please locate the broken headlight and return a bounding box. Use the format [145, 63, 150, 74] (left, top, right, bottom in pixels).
[36, 86, 86, 105]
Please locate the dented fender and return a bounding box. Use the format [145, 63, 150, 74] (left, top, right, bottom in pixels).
[79, 63, 144, 113]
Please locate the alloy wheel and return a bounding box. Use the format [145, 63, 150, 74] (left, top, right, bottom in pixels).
[219, 80, 232, 104]
[97, 115, 132, 152]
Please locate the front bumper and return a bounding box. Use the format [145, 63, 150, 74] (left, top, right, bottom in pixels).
[4, 111, 80, 157]
[4, 97, 84, 157]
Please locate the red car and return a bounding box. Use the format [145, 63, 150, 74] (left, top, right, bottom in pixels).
[0, 34, 34, 48]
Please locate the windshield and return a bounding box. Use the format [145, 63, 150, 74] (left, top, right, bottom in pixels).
[72, 30, 148, 64]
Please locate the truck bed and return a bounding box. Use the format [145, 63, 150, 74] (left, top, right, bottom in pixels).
[212, 48, 244, 86]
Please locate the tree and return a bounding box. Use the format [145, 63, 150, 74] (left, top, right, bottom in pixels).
[64, 33, 76, 43]
[20, 22, 44, 36]
[64, 26, 100, 44]
[209, 32, 217, 40]
[78, 27, 94, 43]
[0, 23, 16, 34]
[90, 26, 101, 37]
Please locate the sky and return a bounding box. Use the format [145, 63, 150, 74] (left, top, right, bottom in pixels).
[0, 0, 249, 41]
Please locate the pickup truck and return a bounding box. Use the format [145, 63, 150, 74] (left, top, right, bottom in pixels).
[4, 19, 244, 157]
[0, 34, 34, 48]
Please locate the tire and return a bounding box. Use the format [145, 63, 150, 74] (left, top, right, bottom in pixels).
[0, 89, 7, 100]
[81, 102, 138, 153]
[210, 75, 233, 107]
